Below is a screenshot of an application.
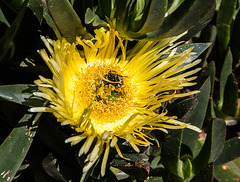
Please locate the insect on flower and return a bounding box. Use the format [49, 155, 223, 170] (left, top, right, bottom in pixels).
[103, 71, 124, 88]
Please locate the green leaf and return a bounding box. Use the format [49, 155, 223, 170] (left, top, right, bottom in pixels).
[27, 0, 43, 23]
[200, 62, 216, 96]
[42, 153, 81, 182]
[176, 43, 211, 64]
[222, 73, 238, 116]
[111, 154, 150, 181]
[110, 166, 129, 181]
[85, 8, 107, 27]
[0, 114, 37, 181]
[200, 62, 216, 120]
[214, 158, 240, 181]
[0, 7, 10, 27]
[46, 0, 92, 42]
[131, 0, 167, 33]
[219, 50, 233, 109]
[2, 0, 25, 9]
[43, 8, 61, 39]
[112, 0, 215, 40]
[230, 9, 240, 64]
[179, 4, 215, 42]
[146, 0, 215, 39]
[0, 84, 44, 107]
[198, 25, 217, 62]
[150, 155, 161, 169]
[161, 129, 184, 178]
[146, 176, 163, 182]
[215, 137, 240, 166]
[192, 118, 226, 173]
[42, 154, 67, 182]
[37, 115, 79, 167]
[160, 43, 211, 67]
[216, 0, 222, 10]
[182, 158, 192, 180]
[167, 98, 198, 122]
[217, 0, 237, 52]
[97, 0, 112, 19]
[182, 77, 211, 152]
[0, 0, 28, 63]
[191, 163, 213, 182]
[167, 0, 185, 15]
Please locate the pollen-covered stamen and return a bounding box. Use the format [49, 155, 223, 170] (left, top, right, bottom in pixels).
[70, 61, 138, 134]
[94, 71, 125, 104]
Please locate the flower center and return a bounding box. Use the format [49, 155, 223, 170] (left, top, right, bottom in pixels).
[70, 60, 138, 133]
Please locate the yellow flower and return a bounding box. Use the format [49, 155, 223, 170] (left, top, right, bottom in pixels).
[30, 27, 201, 177]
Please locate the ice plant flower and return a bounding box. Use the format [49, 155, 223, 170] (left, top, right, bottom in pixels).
[30, 27, 201, 177]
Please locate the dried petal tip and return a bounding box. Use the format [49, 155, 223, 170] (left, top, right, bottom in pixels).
[186, 124, 202, 133]
[28, 107, 53, 113]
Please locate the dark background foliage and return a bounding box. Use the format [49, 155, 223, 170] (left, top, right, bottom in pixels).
[0, 0, 239, 181]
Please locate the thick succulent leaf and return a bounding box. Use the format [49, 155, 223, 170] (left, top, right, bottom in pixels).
[46, 0, 92, 42]
[42, 153, 81, 182]
[163, 98, 199, 178]
[85, 8, 107, 27]
[200, 62, 216, 96]
[200, 62, 216, 120]
[198, 25, 217, 62]
[217, 0, 237, 52]
[192, 137, 205, 160]
[97, 0, 112, 19]
[191, 163, 213, 182]
[42, 8, 61, 38]
[150, 155, 161, 169]
[216, 0, 222, 10]
[37, 115, 79, 167]
[214, 158, 240, 181]
[126, 0, 148, 32]
[0, 7, 10, 27]
[0, 84, 44, 107]
[0, 0, 28, 63]
[159, 43, 211, 67]
[167, 0, 185, 15]
[230, 9, 240, 64]
[42, 154, 67, 182]
[113, 0, 215, 40]
[113, 0, 130, 32]
[215, 137, 240, 166]
[145, 0, 215, 40]
[176, 43, 211, 65]
[110, 167, 129, 181]
[167, 98, 198, 119]
[1, 0, 25, 9]
[219, 50, 233, 109]
[192, 118, 226, 173]
[161, 129, 184, 178]
[182, 77, 211, 152]
[0, 114, 37, 181]
[146, 176, 163, 182]
[179, 3, 215, 41]
[34, 0, 60, 37]
[130, 0, 167, 33]
[27, 0, 44, 23]
[111, 154, 150, 181]
[222, 73, 238, 116]
[182, 158, 192, 180]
